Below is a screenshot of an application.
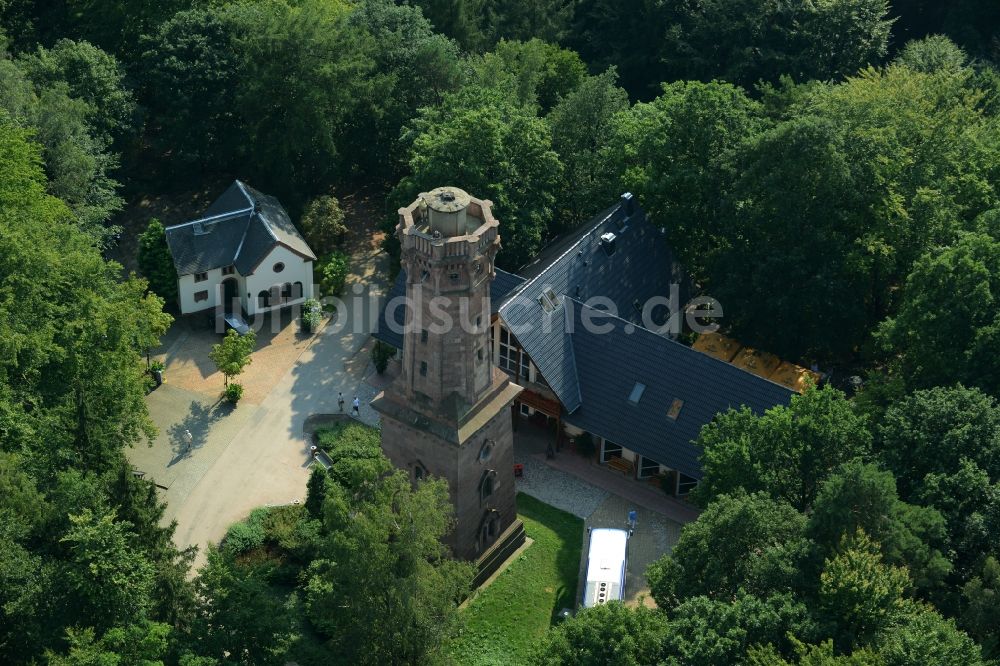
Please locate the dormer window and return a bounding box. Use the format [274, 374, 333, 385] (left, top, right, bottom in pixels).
[222, 265, 235, 275]
[194, 272, 208, 283]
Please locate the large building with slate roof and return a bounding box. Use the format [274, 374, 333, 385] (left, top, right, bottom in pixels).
[165, 180, 316, 316]
[374, 193, 794, 496]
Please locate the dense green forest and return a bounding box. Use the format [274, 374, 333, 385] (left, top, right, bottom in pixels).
[2, 0, 1000, 663]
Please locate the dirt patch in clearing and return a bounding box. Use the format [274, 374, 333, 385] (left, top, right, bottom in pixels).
[108, 177, 232, 275]
[340, 187, 388, 257]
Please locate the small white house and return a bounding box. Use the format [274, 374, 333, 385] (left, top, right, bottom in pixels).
[165, 180, 316, 316]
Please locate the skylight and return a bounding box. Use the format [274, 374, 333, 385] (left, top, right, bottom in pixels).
[667, 398, 684, 421]
[539, 287, 561, 313]
[628, 382, 646, 404]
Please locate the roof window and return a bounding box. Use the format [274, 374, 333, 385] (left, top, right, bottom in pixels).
[667, 398, 684, 421]
[628, 383, 646, 404]
[539, 287, 561, 313]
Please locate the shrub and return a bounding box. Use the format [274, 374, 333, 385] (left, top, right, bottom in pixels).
[301, 298, 322, 333]
[137, 219, 179, 305]
[371, 340, 395, 374]
[318, 251, 349, 297]
[299, 194, 347, 255]
[224, 382, 244, 404]
[575, 432, 595, 457]
[223, 508, 268, 554]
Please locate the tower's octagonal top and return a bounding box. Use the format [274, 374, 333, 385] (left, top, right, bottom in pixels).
[397, 186, 499, 260]
[425, 186, 471, 214]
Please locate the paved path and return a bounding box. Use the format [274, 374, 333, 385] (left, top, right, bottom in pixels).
[133, 242, 389, 570]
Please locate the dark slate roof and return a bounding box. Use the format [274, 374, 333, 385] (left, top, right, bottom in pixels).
[165, 180, 316, 276]
[497, 197, 685, 412]
[565, 300, 794, 479]
[373, 268, 526, 349]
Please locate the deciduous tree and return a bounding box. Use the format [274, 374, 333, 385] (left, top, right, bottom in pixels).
[693, 386, 871, 511]
[209, 329, 255, 388]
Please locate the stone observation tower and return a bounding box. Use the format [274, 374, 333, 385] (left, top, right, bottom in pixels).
[372, 186, 525, 573]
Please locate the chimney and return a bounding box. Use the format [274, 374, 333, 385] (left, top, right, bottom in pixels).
[600, 232, 617, 256]
[620, 192, 636, 217]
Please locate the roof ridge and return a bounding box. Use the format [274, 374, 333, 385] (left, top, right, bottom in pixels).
[569, 298, 795, 394]
[232, 215, 253, 265]
[165, 207, 253, 230]
[563, 305, 583, 413]
[255, 209, 280, 243]
[233, 180, 255, 208]
[500, 204, 621, 308]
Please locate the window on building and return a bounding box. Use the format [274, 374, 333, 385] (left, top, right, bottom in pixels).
[280, 283, 292, 299]
[419, 361, 427, 376]
[628, 382, 646, 404]
[273, 262, 285, 273]
[222, 265, 235, 275]
[539, 287, 561, 313]
[479, 510, 500, 550]
[638, 456, 661, 479]
[479, 439, 494, 463]
[194, 290, 209, 303]
[479, 470, 496, 504]
[421, 329, 428, 343]
[601, 440, 623, 463]
[293, 281, 303, 298]
[414, 463, 427, 481]
[477, 347, 484, 361]
[449, 272, 460, 281]
[194, 272, 208, 283]
[519, 403, 531, 417]
[667, 398, 685, 421]
[258, 290, 270, 308]
[498, 327, 529, 380]
[677, 473, 699, 496]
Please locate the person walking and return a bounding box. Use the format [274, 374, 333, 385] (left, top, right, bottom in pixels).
[338, 392, 345, 412]
[352, 396, 360, 416]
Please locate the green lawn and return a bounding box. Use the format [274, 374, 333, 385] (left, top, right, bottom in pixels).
[445, 493, 584, 665]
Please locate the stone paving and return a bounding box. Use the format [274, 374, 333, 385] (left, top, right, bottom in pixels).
[513, 425, 686, 607]
[513, 453, 609, 519]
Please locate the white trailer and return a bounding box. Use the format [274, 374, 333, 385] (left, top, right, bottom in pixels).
[582, 527, 629, 608]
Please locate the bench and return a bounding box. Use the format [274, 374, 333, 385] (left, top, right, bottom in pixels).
[606, 456, 634, 476]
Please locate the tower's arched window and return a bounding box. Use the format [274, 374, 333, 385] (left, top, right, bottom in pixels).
[478, 509, 500, 552]
[479, 469, 497, 504]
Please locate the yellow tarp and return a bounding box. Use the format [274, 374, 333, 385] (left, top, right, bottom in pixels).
[691, 332, 743, 363]
[768, 361, 822, 393]
[693, 332, 818, 394]
[731, 347, 783, 378]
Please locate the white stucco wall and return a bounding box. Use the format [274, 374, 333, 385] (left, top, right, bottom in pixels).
[244, 245, 314, 316]
[178, 268, 222, 314]
[177, 267, 245, 315]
